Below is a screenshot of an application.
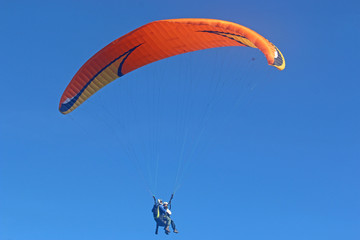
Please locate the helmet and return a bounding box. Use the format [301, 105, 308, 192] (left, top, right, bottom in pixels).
[157, 199, 163, 204]
[163, 202, 168, 205]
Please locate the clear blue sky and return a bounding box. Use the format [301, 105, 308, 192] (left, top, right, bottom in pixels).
[1, 0, 359, 239]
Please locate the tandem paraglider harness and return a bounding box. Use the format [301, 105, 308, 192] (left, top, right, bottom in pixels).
[152, 194, 174, 234]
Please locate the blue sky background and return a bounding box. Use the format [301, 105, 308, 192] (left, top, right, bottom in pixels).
[1, 0, 359, 239]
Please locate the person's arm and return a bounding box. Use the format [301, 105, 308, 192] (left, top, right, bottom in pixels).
[153, 196, 156, 204]
[158, 204, 166, 214]
[166, 208, 172, 215]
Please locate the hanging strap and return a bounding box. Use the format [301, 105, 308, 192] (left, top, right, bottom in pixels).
[168, 193, 174, 210]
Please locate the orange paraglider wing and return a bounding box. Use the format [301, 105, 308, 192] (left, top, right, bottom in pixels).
[59, 18, 285, 114]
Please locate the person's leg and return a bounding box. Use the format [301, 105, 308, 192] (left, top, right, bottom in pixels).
[171, 220, 179, 233]
[163, 216, 171, 234]
[171, 220, 176, 230]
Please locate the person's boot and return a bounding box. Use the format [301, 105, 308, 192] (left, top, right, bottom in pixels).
[173, 229, 179, 233]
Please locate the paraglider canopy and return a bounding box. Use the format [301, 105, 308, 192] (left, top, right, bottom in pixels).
[59, 18, 285, 115]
